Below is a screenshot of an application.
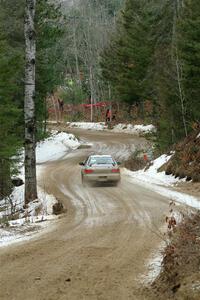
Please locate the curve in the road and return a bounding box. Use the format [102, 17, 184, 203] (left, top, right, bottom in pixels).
[0, 130, 169, 300]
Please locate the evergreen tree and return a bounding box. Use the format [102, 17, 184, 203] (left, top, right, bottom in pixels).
[0, 0, 67, 199]
[101, 0, 200, 150]
[149, 0, 181, 150]
[101, 0, 153, 113]
[0, 0, 24, 198]
[35, 0, 66, 134]
[151, 0, 200, 150]
[178, 0, 200, 126]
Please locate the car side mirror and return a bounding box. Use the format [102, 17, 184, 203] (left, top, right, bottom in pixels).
[79, 162, 85, 166]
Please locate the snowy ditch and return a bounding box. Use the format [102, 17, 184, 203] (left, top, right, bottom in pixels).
[0, 131, 81, 247]
[123, 154, 200, 210]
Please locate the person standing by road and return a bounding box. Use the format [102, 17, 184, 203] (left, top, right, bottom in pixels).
[105, 108, 111, 122]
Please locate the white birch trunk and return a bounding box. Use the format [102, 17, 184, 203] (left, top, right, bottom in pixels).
[24, 0, 37, 204]
[175, 50, 188, 136]
[172, 0, 188, 137]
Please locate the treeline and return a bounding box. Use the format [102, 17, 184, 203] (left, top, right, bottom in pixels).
[0, 0, 199, 197]
[59, 0, 123, 105]
[0, 0, 122, 199]
[0, 0, 66, 198]
[101, 0, 200, 151]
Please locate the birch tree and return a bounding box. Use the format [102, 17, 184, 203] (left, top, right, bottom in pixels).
[172, 0, 188, 137]
[24, 0, 37, 204]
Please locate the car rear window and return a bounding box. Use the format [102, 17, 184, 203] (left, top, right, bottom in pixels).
[88, 156, 115, 166]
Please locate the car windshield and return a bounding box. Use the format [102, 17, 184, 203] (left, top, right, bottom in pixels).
[88, 156, 115, 166]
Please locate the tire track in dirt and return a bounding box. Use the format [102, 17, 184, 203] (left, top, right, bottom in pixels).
[0, 129, 169, 300]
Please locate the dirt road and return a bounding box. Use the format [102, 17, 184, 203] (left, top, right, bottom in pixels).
[0, 130, 170, 300]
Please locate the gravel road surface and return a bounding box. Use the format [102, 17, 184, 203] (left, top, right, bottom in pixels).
[0, 130, 170, 300]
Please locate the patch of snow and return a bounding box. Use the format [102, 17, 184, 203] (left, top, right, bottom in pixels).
[123, 153, 200, 210]
[0, 216, 57, 248]
[192, 282, 200, 291]
[140, 242, 165, 285]
[124, 154, 182, 187]
[66, 122, 156, 135]
[46, 120, 57, 124]
[170, 210, 183, 224]
[197, 132, 200, 139]
[0, 186, 58, 247]
[140, 208, 183, 285]
[67, 122, 106, 131]
[0, 131, 80, 247]
[36, 130, 80, 163]
[112, 123, 156, 134]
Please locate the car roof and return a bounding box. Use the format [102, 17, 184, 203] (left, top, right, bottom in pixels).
[89, 155, 112, 158]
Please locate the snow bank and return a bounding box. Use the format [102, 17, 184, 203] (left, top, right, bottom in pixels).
[140, 242, 165, 285]
[123, 154, 200, 209]
[0, 185, 58, 247]
[111, 123, 156, 134]
[66, 122, 156, 135]
[67, 122, 106, 131]
[134, 154, 199, 285]
[124, 154, 181, 187]
[0, 215, 56, 248]
[36, 130, 80, 163]
[0, 131, 80, 218]
[0, 131, 80, 247]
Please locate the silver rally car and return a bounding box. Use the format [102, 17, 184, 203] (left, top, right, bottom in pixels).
[79, 155, 121, 185]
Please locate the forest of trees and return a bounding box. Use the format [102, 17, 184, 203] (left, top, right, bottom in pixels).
[59, 0, 123, 105]
[0, 0, 123, 200]
[59, 0, 199, 151]
[0, 0, 199, 201]
[0, 0, 67, 199]
[101, 0, 200, 150]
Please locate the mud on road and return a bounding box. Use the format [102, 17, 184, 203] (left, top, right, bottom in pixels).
[0, 130, 170, 300]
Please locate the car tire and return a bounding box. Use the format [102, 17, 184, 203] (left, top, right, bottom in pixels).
[113, 180, 120, 186]
[82, 175, 87, 187]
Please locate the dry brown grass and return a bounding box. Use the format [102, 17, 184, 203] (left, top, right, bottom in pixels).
[161, 129, 200, 182]
[146, 211, 200, 299]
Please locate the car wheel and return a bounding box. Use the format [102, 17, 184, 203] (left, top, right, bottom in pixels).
[82, 175, 87, 187]
[113, 181, 119, 186]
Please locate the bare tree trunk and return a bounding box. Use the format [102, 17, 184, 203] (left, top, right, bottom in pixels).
[24, 0, 37, 204]
[51, 96, 58, 123]
[172, 0, 188, 137]
[73, 17, 81, 87]
[175, 49, 188, 136]
[89, 66, 94, 122]
[108, 83, 112, 122]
